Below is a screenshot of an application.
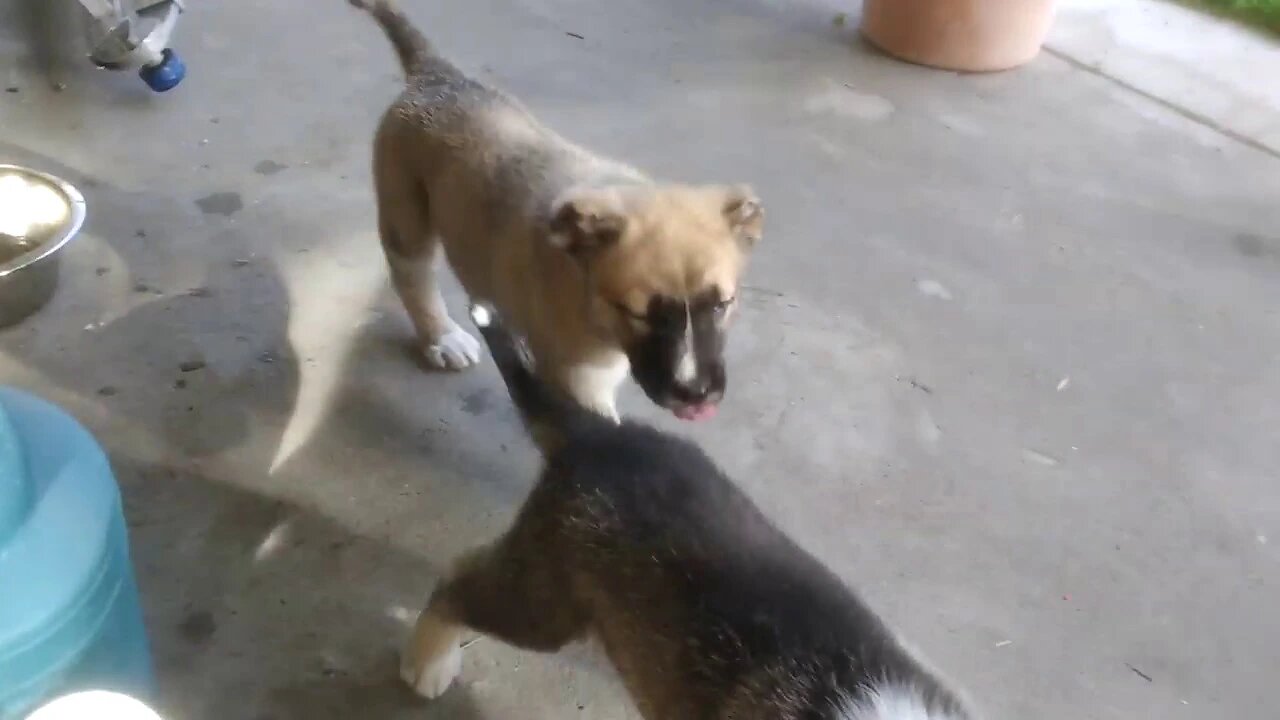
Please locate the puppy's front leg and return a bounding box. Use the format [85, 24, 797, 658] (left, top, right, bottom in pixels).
[373, 138, 481, 371]
[401, 601, 466, 699]
[384, 246, 482, 371]
[401, 529, 589, 697]
[400, 543, 497, 699]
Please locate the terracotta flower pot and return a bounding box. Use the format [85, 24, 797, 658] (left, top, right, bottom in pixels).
[861, 0, 1057, 72]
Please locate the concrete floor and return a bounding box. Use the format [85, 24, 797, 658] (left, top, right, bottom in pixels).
[2, 0, 1279, 718]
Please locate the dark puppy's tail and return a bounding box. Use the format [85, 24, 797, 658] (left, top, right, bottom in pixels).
[469, 303, 611, 454]
[348, 0, 436, 78]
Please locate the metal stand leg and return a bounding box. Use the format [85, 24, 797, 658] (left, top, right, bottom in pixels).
[73, 0, 186, 92]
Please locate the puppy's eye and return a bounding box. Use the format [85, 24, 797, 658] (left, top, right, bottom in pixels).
[713, 297, 736, 315]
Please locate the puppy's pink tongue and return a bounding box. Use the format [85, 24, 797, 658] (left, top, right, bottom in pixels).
[674, 403, 718, 421]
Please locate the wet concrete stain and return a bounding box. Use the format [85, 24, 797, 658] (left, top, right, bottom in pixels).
[196, 191, 244, 216]
[1234, 233, 1274, 259]
[178, 609, 218, 645]
[461, 388, 491, 416]
[254, 160, 288, 176]
[805, 82, 895, 122]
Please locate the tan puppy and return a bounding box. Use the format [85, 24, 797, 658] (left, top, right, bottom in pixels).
[350, 0, 764, 420]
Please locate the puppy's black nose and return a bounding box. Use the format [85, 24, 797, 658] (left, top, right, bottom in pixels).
[674, 377, 714, 404]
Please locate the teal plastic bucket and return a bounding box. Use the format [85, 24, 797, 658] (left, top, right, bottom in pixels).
[0, 388, 153, 719]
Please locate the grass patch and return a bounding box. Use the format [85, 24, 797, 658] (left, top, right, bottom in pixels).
[1181, 0, 1280, 34]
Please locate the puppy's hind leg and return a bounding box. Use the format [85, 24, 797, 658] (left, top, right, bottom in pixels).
[374, 138, 481, 371]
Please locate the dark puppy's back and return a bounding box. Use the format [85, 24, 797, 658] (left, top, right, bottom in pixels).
[541, 423, 965, 719]
[469, 304, 970, 719]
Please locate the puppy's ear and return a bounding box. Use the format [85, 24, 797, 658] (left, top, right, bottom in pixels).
[548, 189, 628, 258]
[722, 185, 764, 248]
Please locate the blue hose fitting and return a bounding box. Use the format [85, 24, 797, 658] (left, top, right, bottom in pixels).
[139, 49, 185, 93]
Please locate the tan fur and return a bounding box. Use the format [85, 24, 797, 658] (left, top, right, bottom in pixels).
[355, 0, 762, 417]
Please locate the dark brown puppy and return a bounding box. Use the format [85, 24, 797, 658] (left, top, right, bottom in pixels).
[350, 0, 763, 421]
[400, 303, 975, 720]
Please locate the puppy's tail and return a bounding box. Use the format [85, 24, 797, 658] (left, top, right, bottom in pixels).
[348, 0, 437, 78]
[469, 303, 610, 454]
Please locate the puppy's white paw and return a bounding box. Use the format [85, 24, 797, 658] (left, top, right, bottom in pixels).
[401, 642, 462, 699]
[423, 324, 482, 371]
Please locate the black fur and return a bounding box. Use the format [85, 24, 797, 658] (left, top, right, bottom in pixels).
[444, 304, 971, 718]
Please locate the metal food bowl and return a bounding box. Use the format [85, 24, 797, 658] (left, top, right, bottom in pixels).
[0, 165, 87, 329]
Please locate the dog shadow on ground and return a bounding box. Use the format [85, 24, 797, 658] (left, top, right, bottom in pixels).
[0, 144, 616, 718]
[0, 141, 296, 458]
[116, 455, 488, 720]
